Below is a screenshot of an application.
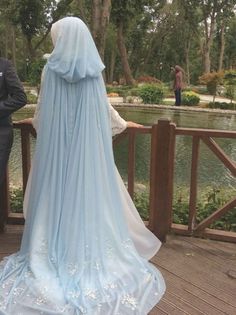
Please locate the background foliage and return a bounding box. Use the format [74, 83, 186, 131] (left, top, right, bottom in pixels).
[1, 0, 236, 85]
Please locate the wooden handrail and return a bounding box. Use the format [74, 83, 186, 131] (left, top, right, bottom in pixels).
[176, 127, 236, 138]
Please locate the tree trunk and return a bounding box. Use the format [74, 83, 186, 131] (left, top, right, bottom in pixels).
[5, 23, 8, 58]
[97, 0, 111, 61]
[203, 45, 211, 73]
[117, 21, 134, 85]
[107, 47, 116, 83]
[11, 26, 16, 67]
[91, 0, 101, 43]
[185, 38, 190, 85]
[91, 0, 111, 62]
[218, 23, 225, 71]
[202, 11, 216, 73]
[26, 38, 35, 60]
[213, 93, 216, 104]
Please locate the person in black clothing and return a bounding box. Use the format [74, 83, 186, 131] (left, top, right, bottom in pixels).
[173, 65, 184, 106]
[0, 58, 27, 185]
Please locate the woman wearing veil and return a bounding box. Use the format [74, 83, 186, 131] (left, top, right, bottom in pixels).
[0, 17, 165, 314]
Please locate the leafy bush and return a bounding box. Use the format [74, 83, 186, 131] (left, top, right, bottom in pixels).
[126, 88, 139, 97]
[182, 91, 200, 106]
[173, 187, 236, 231]
[26, 91, 38, 104]
[137, 84, 165, 104]
[106, 84, 166, 103]
[106, 85, 132, 98]
[132, 186, 236, 232]
[134, 192, 149, 220]
[10, 185, 236, 232]
[224, 70, 236, 102]
[199, 71, 224, 103]
[206, 101, 236, 110]
[10, 187, 23, 213]
[28, 58, 47, 86]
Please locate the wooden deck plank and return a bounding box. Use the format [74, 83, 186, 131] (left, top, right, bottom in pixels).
[183, 236, 236, 265]
[152, 236, 236, 297]
[152, 257, 236, 312]
[153, 298, 190, 315]
[157, 268, 233, 315]
[150, 235, 236, 314]
[160, 291, 207, 315]
[0, 227, 22, 259]
[149, 306, 168, 314]
[0, 227, 236, 314]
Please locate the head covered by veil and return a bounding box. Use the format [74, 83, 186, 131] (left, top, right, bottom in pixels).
[48, 17, 105, 82]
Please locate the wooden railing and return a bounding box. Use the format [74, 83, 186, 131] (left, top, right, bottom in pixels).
[0, 119, 236, 243]
[172, 126, 236, 242]
[0, 122, 36, 228]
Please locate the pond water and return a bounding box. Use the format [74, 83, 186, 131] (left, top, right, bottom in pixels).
[10, 106, 236, 198]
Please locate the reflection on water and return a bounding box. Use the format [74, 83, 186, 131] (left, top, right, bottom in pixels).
[11, 106, 236, 193]
[117, 107, 236, 130]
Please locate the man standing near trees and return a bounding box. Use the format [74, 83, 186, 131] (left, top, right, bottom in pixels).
[173, 65, 184, 106]
[0, 57, 27, 229]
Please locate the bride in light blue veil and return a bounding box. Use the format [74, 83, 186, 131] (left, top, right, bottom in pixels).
[0, 17, 165, 314]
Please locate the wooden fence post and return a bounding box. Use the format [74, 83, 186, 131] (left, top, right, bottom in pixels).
[149, 119, 176, 242]
[0, 170, 10, 232]
[21, 126, 31, 194]
[127, 129, 136, 199]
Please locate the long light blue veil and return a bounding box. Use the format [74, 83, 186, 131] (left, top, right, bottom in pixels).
[0, 17, 165, 315]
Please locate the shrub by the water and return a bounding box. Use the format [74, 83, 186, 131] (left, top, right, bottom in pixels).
[28, 58, 47, 86]
[10, 185, 236, 232]
[182, 91, 200, 106]
[26, 91, 38, 104]
[207, 101, 236, 110]
[10, 187, 23, 213]
[199, 71, 224, 102]
[133, 187, 236, 232]
[106, 85, 132, 98]
[173, 187, 236, 231]
[224, 70, 236, 103]
[137, 84, 164, 104]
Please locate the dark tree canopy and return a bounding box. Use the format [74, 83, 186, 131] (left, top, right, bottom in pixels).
[1, 0, 236, 84]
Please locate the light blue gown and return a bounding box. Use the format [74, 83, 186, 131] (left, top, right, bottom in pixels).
[0, 17, 165, 314]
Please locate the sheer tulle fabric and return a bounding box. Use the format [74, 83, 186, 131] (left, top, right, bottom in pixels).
[0, 17, 165, 314]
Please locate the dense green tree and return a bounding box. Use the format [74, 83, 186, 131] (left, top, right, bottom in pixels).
[111, 0, 166, 84]
[1, 0, 74, 59]
[215, 1, 236, 71]
[1, 0, 236, 85]
[181, 0, 236, 73]
[225, 16, 236, 69]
